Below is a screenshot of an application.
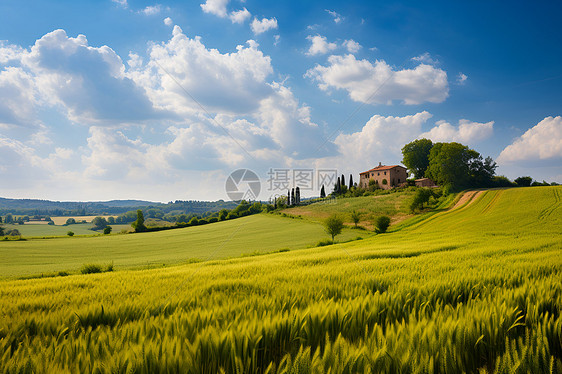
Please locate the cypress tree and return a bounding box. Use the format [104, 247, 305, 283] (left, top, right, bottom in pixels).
[296, 187, 300, 205]
[288, 190, 290, 206]
[341, 174, 346, 189]
[320, 185, 326, 198]
[349, 174, 354, 189]
[291, 188, 295, 206]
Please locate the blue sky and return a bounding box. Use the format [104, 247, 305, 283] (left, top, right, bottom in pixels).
[0, 0, 561, 202]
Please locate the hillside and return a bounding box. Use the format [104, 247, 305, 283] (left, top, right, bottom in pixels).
[0, 187, 561, 372]
[0, 214, 363, 278]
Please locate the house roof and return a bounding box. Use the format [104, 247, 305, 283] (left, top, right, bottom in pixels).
[360, 165, 406, 175]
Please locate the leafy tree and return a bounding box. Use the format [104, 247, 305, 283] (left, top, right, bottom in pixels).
[410, 188, 432, 212]
[426, 142, 480, 189]
[65, 218, 76, 225]
[324, 214, 344, 242]
[5, 214, 13, 224]
[189, 217, 199, 225]
[382, 179, 388, 185]
[92, 216, 108, 230]
[320, 185, 326, 198]
[515, 176, 533, 187]
[131, 210, 147, 232]
[7, 228, 21, 237]
[350, 210, 361, 228]
[0, 216, 2, 224]
[0, 225, 4, 236]
[375, 216, 391, 233]
[107, 216, 115, 224]
[402, 138, 433, 178]
[67, 231, 74, 237]
[103, 226, 112, 235]
[218, 209, 228, 221]
[469, 155, 497, 187]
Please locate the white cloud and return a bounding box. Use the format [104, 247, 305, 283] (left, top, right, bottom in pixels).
[419, 119, 494, 145]
[111, 0, 128, 8]
[0, 67, 38, 128]
[163, 17, 173, 26]
[498, 116, 562, 163]
[306, 35, 337, 56]
[343, 39, 361, 54]
[229, 8, 251, 24]
[325, 9, 343, 24]
[251, 17, 278, 35]
[200, 0, 229, 17]
[457, 72, 468, 85]
[274, 35, 280, 46]
[306, 54, 449, 105]
[20, 29, 160, 125]
[331, 111, 433, 172]
[133, 26, 273, 115]
[140, 5, 162, 15]
[0, 41, 24, 64]
[412, 52, 438, 65]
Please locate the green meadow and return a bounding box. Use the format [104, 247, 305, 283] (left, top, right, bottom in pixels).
[0, 187, 561, 373]
[0, 214, 362, 278]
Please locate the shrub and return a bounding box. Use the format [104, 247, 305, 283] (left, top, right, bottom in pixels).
[106, 262, 114, 272]
[47, 221, 55, 225]
[80, 264, 103, 274]
[316, 239, 334, 247]
[57, 271, 69, 277]
[103, 226, 112, 235]
[208, 217, 218, 223]
[67, 231, 74, 237]
[375, 216, 391, 233]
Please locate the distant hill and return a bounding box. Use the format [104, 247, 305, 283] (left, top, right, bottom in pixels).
[0, 197, 236, 216]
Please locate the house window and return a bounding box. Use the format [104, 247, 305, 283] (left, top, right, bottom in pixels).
[398, 179, 400, 183]
[377, 172, 380, 176]
[384, 171, 387, 175]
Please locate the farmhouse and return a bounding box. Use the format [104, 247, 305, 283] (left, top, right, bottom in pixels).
[359, 163, 408, 190]
[415, 177, 438, 188]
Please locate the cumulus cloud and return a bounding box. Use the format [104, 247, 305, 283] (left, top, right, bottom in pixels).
[325, 9, 343, 24]
[412, 52, 438, 65]
[19, 29, 161, 125]
[251, 17, 278, 35]
[498, 116, 562, 163]
[163, 17, 173, 26]
[457, 72, 468, 85]
[200, 0, 229, 17]
[111, 0, 128, 8]
[333, 111, 433, 171]
[140, 5, 162, 15]
[306, 35, 337, 56]
[230, 8, 251, 24]
[343, 39, 361, 53]
[306, 54, 449, 105]
[419, 119, 494, 145]
[0, 67, 38, 128]
[132, 26, 273, 115]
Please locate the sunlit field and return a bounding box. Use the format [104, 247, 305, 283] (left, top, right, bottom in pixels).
[0, 187, 561, 373]
[0, 214, 362, 278]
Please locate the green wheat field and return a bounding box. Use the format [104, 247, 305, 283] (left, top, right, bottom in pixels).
[1, 187, 561, 373]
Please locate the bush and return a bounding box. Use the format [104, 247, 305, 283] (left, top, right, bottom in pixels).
[47, 221, 55, 225]
[208, 217, 218, 223]
[80, 264, 103, 274]
[103, 226, 112, 235]
[316, 239, 334, 247]
[106, 262, 114, 272]
[67, 231, 74, 237]
[375, 216, 391, 233]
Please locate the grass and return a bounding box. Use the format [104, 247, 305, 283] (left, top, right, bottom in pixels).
[0, 214, 361, 278]
[0, 186, 561, 373]
[282, 190, 417, 229]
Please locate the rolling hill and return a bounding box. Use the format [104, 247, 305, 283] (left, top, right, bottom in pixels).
[0, 187, 560, 372]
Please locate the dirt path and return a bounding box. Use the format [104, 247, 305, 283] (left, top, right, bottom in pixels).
[450, 190, 485, 211]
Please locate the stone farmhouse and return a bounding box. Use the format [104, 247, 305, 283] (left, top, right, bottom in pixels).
[359, 163, 408, 190]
